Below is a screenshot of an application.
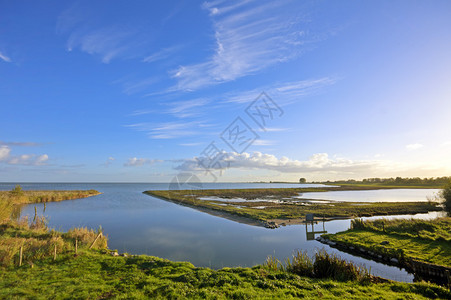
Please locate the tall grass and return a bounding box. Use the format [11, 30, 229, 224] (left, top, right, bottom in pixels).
[350, 217, 451, 242]
[0, 186, 106, 267]
[264, 249, 370, 282]
[0, 217, 108, 267]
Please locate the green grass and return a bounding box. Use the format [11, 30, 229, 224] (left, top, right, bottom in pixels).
[324, 217, 451, 267]
[1, 250, 450, 299]
[0, 187, 101, 205]
[145, 187, 442, 223]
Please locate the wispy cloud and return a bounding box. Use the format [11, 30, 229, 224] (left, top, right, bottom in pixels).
[143, 45, 182, 63]
[122, 77, 160, 95]
[165, 98, 211, 118]
[103, 156, 115, 167]
[66, 27, 136, 63]
[0, 141, 42, 147]
[253, 139, 275, 146]
[124, 157, 162, 167]
[179, 142, 204, 147]
[223, 77, 337, 105]
[57, 4, 144, 63]
[126, 120, 212, 139]
[257, 127, 289, 133]
[406, 143, 424, 151]
[0, 51, 11, 63]
[170, 0, 314, 91]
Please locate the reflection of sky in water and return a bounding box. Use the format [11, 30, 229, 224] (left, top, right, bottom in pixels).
[16, 183, 443, 282]
[298, 189, 440, 202]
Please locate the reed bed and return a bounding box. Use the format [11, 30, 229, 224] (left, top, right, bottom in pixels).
[264, 249, 371, 283]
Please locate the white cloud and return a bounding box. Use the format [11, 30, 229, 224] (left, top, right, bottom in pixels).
[0, 146, 11, 160]
[0, 51, 11, 63]
[125, 158, 162, 167]
[0, 145, 48, 166]
[35, 155, 49, 165]
[176, 151, 386, 174]
[170, 0, 313, 91]
[406, 143, 424, 151]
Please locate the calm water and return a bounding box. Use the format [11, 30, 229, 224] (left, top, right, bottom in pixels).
[1, 183, 444, 283]
[298, 188, 439, 202]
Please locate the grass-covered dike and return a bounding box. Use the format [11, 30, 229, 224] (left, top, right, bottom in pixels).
[323, 217, 451, 268]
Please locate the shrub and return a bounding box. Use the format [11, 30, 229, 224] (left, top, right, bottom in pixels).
[441, 180, 451, 216]
[10, 185, 23, 197]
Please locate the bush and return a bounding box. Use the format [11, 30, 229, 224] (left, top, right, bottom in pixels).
[441, 180, 451, 216]
[10, 185, 23, 197]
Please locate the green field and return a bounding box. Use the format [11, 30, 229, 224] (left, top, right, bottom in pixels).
[323, 217, 451, 267]
[1, 249, 450, 299]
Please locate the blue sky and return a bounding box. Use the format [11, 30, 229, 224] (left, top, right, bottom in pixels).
[1, 0, 451, 182]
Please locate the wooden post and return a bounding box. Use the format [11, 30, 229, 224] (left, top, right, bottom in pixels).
[75, 238, 78, 254]
[19, 246, 23, 267]
[53, 244, 57, 261]
[89, 232, 102, 250]
[33, 206, 37, 222]
[445, 270, 451, 290]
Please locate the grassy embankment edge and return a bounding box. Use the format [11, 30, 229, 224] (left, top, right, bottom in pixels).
[1, 248, 451, 299]
[144, 185, 443, 227]
[320, 217, 451, 284]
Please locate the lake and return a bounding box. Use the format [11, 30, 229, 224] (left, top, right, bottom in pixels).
[1, 182, 444, 283]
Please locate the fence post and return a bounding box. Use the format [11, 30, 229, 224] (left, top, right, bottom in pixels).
[445, 270, 451, 290]
[89, 232, 103, 250]
[53, 244, 57, 261]
[19, 246, 23, 267]
[75, 238, 78, 254]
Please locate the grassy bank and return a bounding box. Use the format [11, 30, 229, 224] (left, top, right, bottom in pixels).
[0, 186, 107, 267]
[323, 217, 451, 268]
[1, 249, 450, 299]
[145, 186, 442, 224]
[0, 186, 101, 220]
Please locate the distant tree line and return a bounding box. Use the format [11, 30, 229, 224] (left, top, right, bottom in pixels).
[316, 176, 451, 186]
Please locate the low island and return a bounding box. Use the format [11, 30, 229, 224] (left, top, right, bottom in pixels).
[144, 185, 442, 228]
